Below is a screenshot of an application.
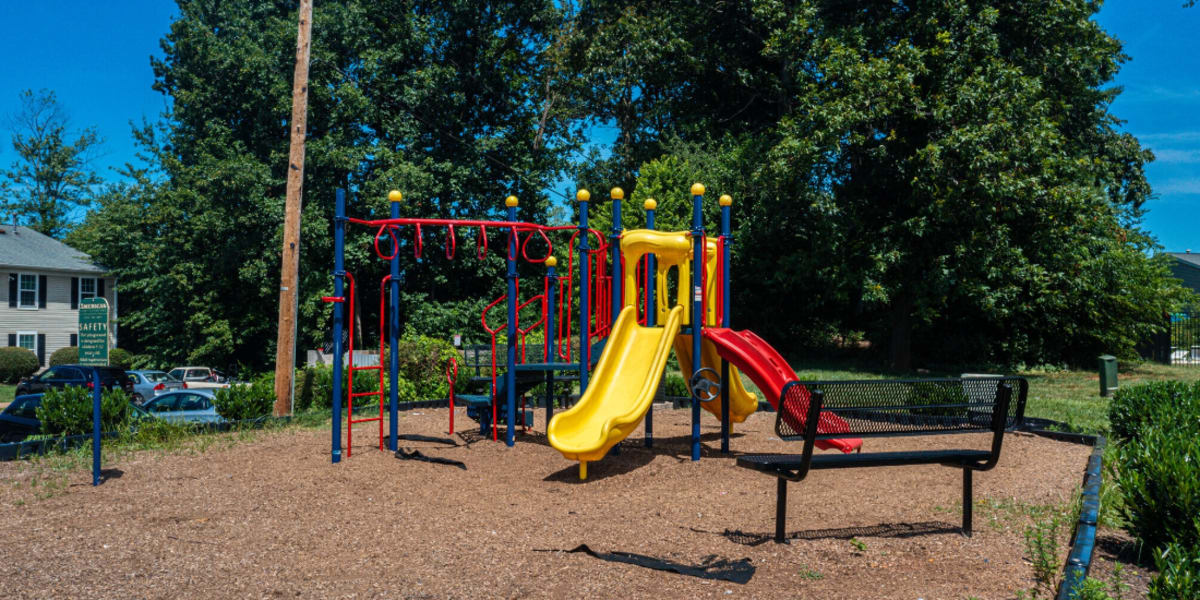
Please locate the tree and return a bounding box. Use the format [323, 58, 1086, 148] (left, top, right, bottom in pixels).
[72, 0, 578, 372]
[2, 89, 101, 238]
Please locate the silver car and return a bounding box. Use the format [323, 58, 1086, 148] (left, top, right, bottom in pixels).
[126, 370, 185, 405]
[142, 389, 223, 424]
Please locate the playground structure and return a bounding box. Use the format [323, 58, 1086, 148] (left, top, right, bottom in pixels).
[324, 183, 861, 473]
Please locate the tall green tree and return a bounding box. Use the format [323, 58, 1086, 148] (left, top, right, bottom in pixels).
[2, 89, 102, 238]
[72, 0, 577, 371]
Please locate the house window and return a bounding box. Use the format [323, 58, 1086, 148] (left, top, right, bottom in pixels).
[18, 274, 37, 309]
[17, 331, 36, 352]
[80, 277, 97, 301]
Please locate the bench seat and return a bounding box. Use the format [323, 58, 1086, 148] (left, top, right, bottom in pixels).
[739, 449, 994, 476]
[735, 377, 1028, 543]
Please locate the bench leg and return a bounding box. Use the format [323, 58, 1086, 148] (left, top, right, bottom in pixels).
[962, 468, 973, 537]
[775, 478, 788, 544]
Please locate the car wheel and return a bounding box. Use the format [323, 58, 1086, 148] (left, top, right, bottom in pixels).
[132, 393, 145, 405]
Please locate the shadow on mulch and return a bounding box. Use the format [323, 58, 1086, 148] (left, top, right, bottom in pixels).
[690, 521, 961, 547]
[535, 543, 755, 584]
[1095, 532, 1155, 569]
[537, 431, 751, 483]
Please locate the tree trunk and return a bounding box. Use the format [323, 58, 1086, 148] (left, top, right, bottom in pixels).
[889, 295, 914, 371]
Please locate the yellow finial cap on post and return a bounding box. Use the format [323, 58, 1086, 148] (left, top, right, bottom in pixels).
[610, 187, 624, 201]
[388, 190, 403, 202]
[691, 183, 705, 196]
[576, 189, 591, 202]
[505, 195, 518, 208]
[719, 194, 732, 207]
[644, 198, 657, 211]
[546, 256, 558, 268]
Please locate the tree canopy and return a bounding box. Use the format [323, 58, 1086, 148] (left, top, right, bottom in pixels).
[3, 89, 102, 238]
[71, 0, 1187, 371]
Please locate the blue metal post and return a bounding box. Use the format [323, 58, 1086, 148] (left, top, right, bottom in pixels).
[91, 367, 101, 485]
[505, 196, 518, 446]
[577, 190, 591, 393]
[331, 189, 346, 463]
[610, 187, 623, 331]
[720, 195, 732, 454]
[388, 194, 401, 452]
[644, 199, 657, 448]
[545, 257, 558, 427]
[690, 184, 705, 461]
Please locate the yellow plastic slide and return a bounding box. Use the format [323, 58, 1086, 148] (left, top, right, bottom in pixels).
[548, 304, 683, 479]
[674, 335, 759, 425]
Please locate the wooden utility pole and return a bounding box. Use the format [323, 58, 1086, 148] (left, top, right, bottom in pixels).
[273, 0, 313, 417]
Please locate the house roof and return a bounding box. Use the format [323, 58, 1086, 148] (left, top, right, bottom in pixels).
[0, 225, 106, 274]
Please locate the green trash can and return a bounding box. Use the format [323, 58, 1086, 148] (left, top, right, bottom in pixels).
[1098, 355, 1118, 397]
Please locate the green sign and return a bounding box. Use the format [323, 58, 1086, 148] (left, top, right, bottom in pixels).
[78, 297, 110, 366]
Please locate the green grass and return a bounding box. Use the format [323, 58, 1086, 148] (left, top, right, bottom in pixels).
[0, 384, 15, 406]
[772, 358, 1200, 435]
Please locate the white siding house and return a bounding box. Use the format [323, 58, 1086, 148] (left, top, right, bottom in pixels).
[0, 226, 116, 368]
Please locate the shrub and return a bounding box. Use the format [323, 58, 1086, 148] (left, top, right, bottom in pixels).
[908, 381, 971, 417]
[395, 335, 459, 400]
[108, 348, 132, 369]
[297, 364, 387, 411]
[1116, 414, 1200, 551]
[1108, 380, 1193, 443]
[49, 346, 79, 367]
[663, 373, 688, 397]
[213, 376, 274, 422]
[0, 347, 39, 383]
[1149, 542, 1200, 600]
[36, 386, 131, 436]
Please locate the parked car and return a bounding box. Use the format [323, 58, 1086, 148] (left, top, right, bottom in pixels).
[142, 389, 223, 424]
[0, 394, 42, 443]
[126, 370, 185, 405]
[0, 394, 150, 444]
[15, 365, 134, 397]
[167, 366, 230, 389]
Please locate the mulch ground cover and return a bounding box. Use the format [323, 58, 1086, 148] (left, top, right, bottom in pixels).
[0, 405, 1091, 599]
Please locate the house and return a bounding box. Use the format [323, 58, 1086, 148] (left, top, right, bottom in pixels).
[0, 225, 116, 368]
[1167, 251, 1200, 294]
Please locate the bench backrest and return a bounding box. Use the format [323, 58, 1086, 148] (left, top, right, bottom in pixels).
[775, 377, 1028, 441]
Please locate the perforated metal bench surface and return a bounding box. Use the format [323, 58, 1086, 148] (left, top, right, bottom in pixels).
[735, 377, 1028, 543]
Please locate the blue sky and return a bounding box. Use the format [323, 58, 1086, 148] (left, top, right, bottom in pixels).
[0, 2, 1196, 250]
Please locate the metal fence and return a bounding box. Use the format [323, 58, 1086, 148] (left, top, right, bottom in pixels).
[1167, 311, 1200, 365]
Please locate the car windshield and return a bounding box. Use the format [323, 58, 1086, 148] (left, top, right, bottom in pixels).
[142, 372, 173, 383]
[4, 397, 40, 419]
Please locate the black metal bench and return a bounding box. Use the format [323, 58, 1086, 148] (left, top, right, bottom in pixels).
[736, 377, 1028, 543]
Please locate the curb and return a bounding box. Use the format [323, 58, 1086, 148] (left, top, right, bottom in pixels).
[1055, 435, 1106, 600]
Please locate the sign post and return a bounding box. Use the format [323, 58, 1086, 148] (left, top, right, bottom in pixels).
[79, 298, 110, 366]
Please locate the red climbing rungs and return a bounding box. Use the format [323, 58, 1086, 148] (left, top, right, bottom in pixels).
[343, 272, 385, 457]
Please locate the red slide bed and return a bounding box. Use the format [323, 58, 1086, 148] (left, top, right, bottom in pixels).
[703, 328, 862, 453]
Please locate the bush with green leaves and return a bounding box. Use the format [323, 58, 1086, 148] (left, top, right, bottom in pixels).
[1111, 382, 1200, 552]
[49, 346, 79, 367]
[0, 346, 39, 384]
[1108, 380, 1194, 443]
[663, 373, 688, 397]
[1149, 542, 1200, 600]
[36, 386, 131, 436]
[296, 364, 396, 411]
[108, 347, 133, 369]
[907, 381, 971, 417]
[395, 335, 460, 399]
[1117, 423, 1200, 552]
[213, 376, 274, 422]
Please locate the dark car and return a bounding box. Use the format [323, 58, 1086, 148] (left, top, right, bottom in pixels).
[0, 394, 43, 443]
[0, 393, 151, 444]
[15, 365, 134, 397]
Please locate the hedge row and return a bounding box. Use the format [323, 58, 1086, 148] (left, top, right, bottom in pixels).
[1107, 381, 1200, 599]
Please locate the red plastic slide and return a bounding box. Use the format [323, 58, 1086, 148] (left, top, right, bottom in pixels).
[703, 328, 862, 453]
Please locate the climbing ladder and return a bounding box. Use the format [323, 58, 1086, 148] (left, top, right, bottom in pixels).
[343, 272, 385, 456]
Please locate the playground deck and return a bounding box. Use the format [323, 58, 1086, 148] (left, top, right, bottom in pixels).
[0, 407, 1090, 599]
